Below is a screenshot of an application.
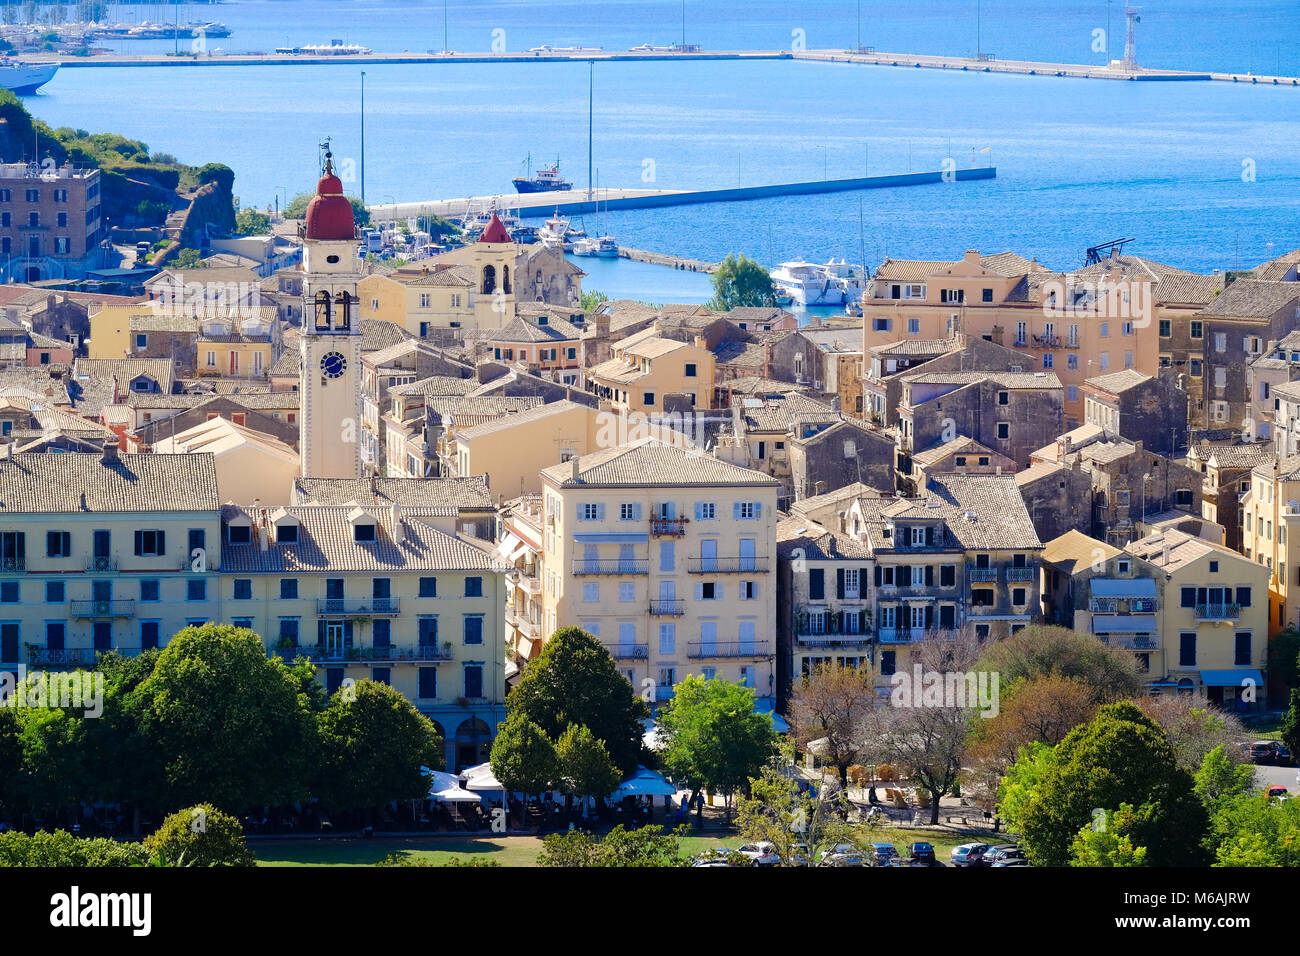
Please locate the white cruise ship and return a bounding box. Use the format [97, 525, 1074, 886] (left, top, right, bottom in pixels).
[0, 58, 57, 94]
[769, 258, 867, 308]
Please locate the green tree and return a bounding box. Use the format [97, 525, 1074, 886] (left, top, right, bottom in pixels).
[580, 289, 609, 312]
[658, 675, 776, 821]
[537, 824, 689, 867]
[708, 253, 775, 310]
[1267, 626, 1300, 690]
[507, 626, 648, 774]
[1280, 687, 1300, 760]
[131, 624, 317, 813]
[789, 661, 874, 785]
[1211, 794, 1300, 866]
[196, 162, 235, 194]
[234, 208, 271, 236]
[143, 804, 255, 867]
[996, 740, 1057, 831]
[1070, 803, 1149, 867]
[489, 712, 558, 799]
[313, 680, 443, 810]
[735, 753, 856, 865]
[170, 248, 204, 268]
[975, 624, 1143, 702]
[1193, 744, 1256, 816]
[1010, 702, 1209, 867]
[554, 724, 620, 801]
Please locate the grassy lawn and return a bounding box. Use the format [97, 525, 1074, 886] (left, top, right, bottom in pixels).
[253, 831, 746, 867]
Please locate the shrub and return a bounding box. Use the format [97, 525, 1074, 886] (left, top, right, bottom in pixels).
[143, 804, 255, 867]
[0, 830, 149, 867]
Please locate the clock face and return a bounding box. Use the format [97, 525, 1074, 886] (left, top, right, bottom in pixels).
[320, 351, 347, 379]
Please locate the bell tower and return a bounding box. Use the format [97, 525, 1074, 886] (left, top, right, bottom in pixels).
[299, 144, 363, 479]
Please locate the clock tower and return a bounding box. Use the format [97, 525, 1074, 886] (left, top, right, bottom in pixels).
[298, 149, 363, 479]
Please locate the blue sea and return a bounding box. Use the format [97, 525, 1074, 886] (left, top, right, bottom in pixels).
[19, 0, 1300, 287]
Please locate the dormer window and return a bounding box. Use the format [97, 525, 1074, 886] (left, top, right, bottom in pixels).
[910, 527, 926, 547]
[279, 524, 299, 543]
[228, 523, 251, 544]
[354, 523, 376, 542]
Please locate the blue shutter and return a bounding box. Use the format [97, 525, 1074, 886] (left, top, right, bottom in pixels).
[695, 502, 705, 520]
[753, 502, 762, 519]
[733, 502, 742, 519]
[596, 503, 606, 521]
[694, 583, 703, 600]
[632, 503, 642, 521]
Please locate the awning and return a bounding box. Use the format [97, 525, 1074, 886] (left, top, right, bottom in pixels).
[1200, 669, 1264, 688]
[755, 697, 792, 733]
[507, 541, 530, 562]
[496, 532, 521, 557]
[1091, 614, 1157, 635]
[515, 635, 534, 659]
[1091, 578, 1157, 599]
[572, 532, 649, 543]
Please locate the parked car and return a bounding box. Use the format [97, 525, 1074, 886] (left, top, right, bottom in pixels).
[909, 841, 936, 864]
[1266, 785, 1290, 801]
[691, 848, 745, 867]
[951, 842, 991, 866]
[869, 843, 901, 867]
[991, 858, 1031, 867]
[1275, 743, 1295, 766]
[736, 841, 781, 866]
[1250, 741, 1281, 765]
[984, 845, 1025, 865]
[818, 843, 867, 867]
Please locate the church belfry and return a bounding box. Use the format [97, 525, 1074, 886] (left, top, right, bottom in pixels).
[299, 146, 363, 479]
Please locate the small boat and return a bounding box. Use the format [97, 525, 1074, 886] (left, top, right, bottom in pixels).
[572, 235, 618, 258]
[770, 258, 868, 308]
[0, 57, 57, 94]
[513, 155, 571, 194]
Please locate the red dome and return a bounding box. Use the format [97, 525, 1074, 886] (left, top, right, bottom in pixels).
[305, 169, 356, 241]
[478, 211, 512, 244]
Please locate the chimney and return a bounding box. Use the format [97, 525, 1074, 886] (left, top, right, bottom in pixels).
[963, 249, 980, 264]
[391, 502, 404, 546]
[571, 454, 580, 482]
[101, 437, 119, 463]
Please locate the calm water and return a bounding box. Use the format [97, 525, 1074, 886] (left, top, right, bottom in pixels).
[19, 1, 1300, 279]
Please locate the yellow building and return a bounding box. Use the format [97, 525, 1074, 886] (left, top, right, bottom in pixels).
[539, 439, 780, 709]
[358, 265, 476, 336]
[1238, 455, 1300, 634]
[448, 400, 603, 500]
[1125, 529, 1269, 707]
[218, 501, 508, 769]
[154, 417, 300, 507]
[0, 446, 223, 668]
[584, 327, 717, 415]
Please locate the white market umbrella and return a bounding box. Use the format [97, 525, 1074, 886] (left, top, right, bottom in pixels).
[613, 767, 678, 799]
[433, 788, 485, 804]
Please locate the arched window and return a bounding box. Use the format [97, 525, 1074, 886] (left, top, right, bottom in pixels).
[482, 265, 496, 295]
[334, 291, 353, 331]
[502, 265, 512, 295]
[314, 290, 332, 331]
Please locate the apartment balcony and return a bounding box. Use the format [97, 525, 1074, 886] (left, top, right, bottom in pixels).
[687, 556, 770, 574]
[316, 598, 401, 616]
[649, 599, 686, 616]
[968, 568, 999, 583]
[1194, 603, 1241, 622]
[654, 685, 676, 701]
[86, 555, 116, 572]
[27, 646, 145, 667]
[1099, 635, 1160, 651]
[796, 632, 873, 648]
[686, 641, 771, 659]
[504, 609, 541, 639]
[876, 584, 955, 600]
[1033, 334, 1061, 349]
[571, 559, 649, 575]
[307, 642, 453, 663]
[0, 556, 25, 572]
[1090, 597, 1158, 613]
[70, 599, 136, 618]
[1006, 566, 1037, 583]
[605, 642, 650, 660]
[876, 627, 916, 643]
[650, 516, 688, 537]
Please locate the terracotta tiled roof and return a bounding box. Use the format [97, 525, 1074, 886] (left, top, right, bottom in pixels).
[0, 451, 218, 513]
